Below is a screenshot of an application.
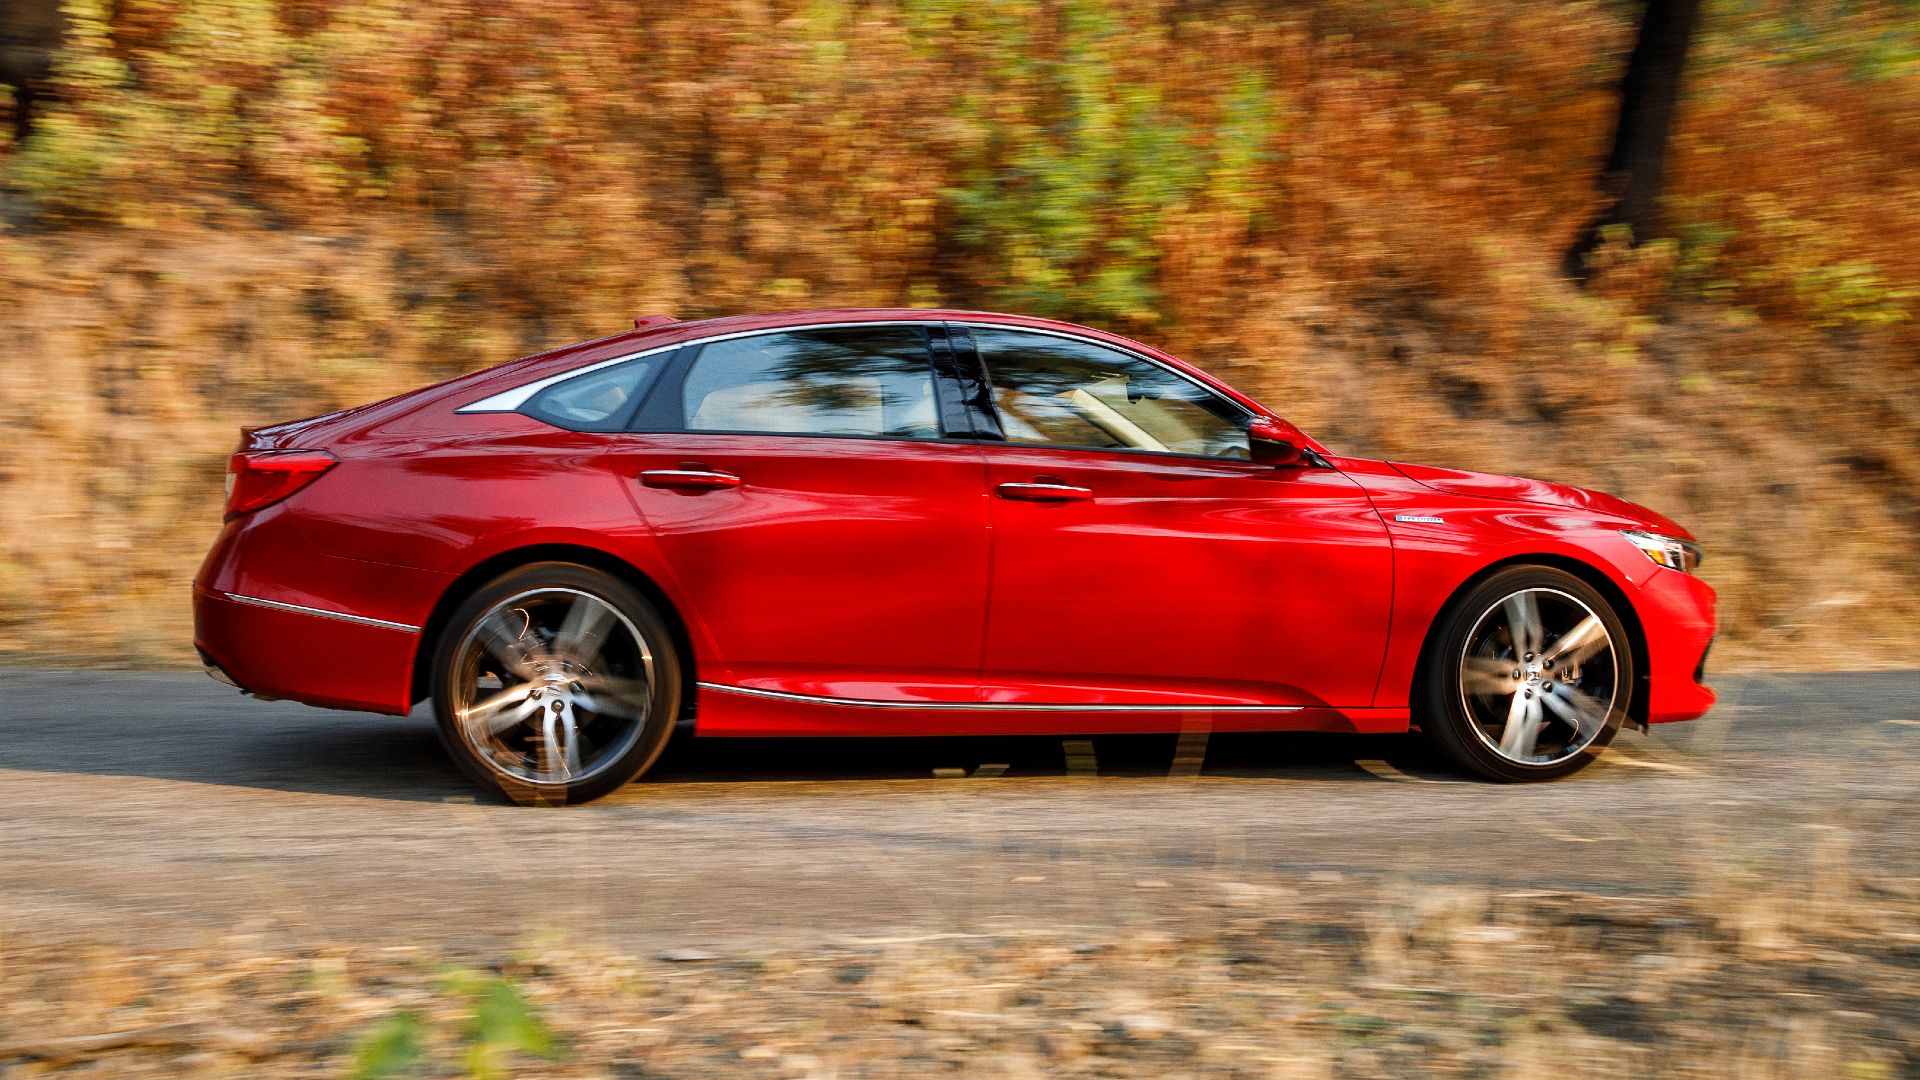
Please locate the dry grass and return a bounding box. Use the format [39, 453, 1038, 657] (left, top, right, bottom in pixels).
[4, 834, 1917, 1077]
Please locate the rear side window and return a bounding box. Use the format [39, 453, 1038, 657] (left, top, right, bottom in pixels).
[523, 355, 667, 432]
[681, 326, 939, 439]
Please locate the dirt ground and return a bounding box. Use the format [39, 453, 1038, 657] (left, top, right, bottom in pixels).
[2, 669, 1917, 1076]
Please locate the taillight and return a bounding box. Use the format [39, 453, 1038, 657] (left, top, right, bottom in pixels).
[224, 450, 337, 519]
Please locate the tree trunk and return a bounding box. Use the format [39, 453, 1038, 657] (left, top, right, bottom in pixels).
[1564, 0, 1702, 281]
[0, 0, 67, 141]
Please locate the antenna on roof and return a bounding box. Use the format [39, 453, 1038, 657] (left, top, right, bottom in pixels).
[633, 314, 680, 330]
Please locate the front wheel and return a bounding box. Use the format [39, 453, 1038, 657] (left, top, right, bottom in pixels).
[431, 563, 682, 805]
[1419, 566, 1634, 782]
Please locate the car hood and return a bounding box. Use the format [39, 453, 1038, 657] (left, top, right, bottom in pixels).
[1388, 461, 1691, 539]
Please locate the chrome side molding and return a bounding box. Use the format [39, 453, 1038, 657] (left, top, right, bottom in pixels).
[696, 682, 1303, 712]
[224, 592, 422, 633]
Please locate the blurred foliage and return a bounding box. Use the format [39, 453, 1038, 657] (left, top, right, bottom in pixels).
[347, 1010, 426, 1079]
[345, 972, 559, 1079]
[8, 0, 1916, 328]
[1669, 0, 1920, 326]
[935, 0, 1235, 321]
[0, 0, 1918, 664]
[450, 971, 562, 1079]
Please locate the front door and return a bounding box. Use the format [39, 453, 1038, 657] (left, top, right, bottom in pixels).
[609, 323, 990, 703]
[965, 326, 1393, 708]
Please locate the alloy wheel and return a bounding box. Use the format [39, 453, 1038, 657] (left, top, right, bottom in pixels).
[1457, 587, 1621, 767]
[449, 587, 656, 787]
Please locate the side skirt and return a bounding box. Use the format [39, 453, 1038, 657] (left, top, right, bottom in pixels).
[691, 683, 1409, 737]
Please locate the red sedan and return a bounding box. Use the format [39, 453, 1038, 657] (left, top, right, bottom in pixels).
[195, 309, 1717, 803]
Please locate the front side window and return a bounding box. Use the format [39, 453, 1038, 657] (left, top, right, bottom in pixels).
[681, 326, 940, 439]
[972, 328, 1249, 459]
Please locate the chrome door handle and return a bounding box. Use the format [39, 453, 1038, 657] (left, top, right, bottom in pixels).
[640, 469, 742, 491]
[996, 482, 1093, 502]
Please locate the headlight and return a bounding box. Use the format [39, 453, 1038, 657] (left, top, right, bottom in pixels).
[1621, 530, 1702, 573]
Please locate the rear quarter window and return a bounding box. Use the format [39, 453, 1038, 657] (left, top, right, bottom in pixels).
[521, 355, 667, 432]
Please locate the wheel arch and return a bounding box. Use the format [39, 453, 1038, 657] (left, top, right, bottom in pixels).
[1409, 553, 1651, 730]
[408, 543, 698, 715]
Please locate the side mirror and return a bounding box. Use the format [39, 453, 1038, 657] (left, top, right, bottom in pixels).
[1248, 416, 1307, 467]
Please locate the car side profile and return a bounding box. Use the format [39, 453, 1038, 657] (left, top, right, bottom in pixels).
[194, 309, 1717, 803]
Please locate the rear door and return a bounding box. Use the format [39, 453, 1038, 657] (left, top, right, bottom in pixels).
[602, 323, 991, 703]
[963, 325, 1393, 708]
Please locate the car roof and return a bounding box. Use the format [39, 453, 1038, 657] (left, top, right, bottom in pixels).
[461, 308, 1171, 393]
[612, 308, 1132, 348]
[635, 307, 1196, 355]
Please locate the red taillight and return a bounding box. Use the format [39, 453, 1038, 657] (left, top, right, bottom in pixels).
[224, 450, 337, 519]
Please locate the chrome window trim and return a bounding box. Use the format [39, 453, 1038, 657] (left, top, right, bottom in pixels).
[456, 320, 948, 414]
[698, 681, 1303, 712]
[224, 592, 422, 633]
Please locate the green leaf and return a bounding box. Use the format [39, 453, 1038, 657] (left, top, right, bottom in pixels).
[348, 1010, 427, 1080]
[460, 977, 561, 1080]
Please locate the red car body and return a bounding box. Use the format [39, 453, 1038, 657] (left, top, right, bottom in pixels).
[194, 309, 1717, 740]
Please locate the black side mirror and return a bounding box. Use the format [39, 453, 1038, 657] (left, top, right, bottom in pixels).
[1248, 416, 1307, 467]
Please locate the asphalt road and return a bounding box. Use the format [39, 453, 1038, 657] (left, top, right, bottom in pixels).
[2, 670, 1916, 956]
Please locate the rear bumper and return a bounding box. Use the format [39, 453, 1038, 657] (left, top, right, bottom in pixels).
[193, 585, 419, 715]
[193, 503, 449, 715]
[197, 645, 246, 690]
[1635, 568, 1718, 724]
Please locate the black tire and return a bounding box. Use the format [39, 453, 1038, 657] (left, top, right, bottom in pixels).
[1418, 565, 1634, 782]
[430, 562, 682, 805]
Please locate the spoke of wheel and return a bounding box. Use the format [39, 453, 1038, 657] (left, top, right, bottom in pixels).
[539, 708, 569, 783]
[474, 611, 538, 680]
[462, 685, 537, 736]
[1462, 656, 1518, 696]
[554, 595, 616, 660]
[571, 675, 652, 721]
[1523, 695, 1546, 759]
[1496, 691, 1524, 754]
[1499, 694, 1545, 760]
[1542, 685, 1610, 742]
[561, 706, 582, 776]
[1547, 615, 1609, 668]
[1504, 591, 1543, 657]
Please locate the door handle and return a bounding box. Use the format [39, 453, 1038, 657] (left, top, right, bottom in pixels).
[996, 481, 1093, 502]
[640, 469, 742, 491]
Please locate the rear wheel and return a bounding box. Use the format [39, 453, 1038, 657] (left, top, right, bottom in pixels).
[431, 563, 681, 805]
[1420, 566, 1633, 782]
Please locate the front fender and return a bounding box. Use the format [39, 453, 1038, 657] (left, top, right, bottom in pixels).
[1335, 458, 1682, 712]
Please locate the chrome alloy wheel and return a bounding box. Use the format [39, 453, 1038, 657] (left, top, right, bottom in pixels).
[1457, 587, 1621, 767]
[449, 588, 656, 787]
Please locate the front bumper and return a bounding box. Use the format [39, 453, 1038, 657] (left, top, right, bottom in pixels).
[1634, 567, 1718, 723]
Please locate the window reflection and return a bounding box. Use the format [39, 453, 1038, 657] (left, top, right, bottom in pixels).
[683, 327, 939, 438]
